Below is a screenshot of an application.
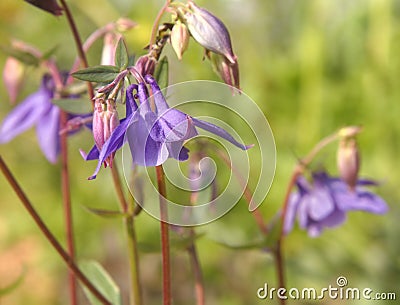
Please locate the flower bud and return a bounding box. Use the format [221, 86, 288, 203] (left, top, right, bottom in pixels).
[115, 17, 137, 32]
[3, 57, 25, 104]
[101, 33, 117, 66]
[134, 55, 157, 77]
[92, 96, 120, 167]
[337, 137, 360, 190]
[184, 1, 237, 64]
[209, 52, 240, 91]
[170, 21, 190, 60]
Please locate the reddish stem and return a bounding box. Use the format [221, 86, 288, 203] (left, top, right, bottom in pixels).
[60, 110, 78, 305]
[155, 165, 171, 305]
[0, 156, 112, 305]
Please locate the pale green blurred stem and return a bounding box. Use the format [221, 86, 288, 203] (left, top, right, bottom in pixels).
[110, 165, 142, 305]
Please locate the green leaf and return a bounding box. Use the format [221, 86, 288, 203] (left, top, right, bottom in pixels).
[154, 56, 169, 89]
[83, 206, 129, 219]
[52, 98, 92, 114]
[0, 267, 26, 296]
[80, 260, 122, 305]
[114, 38, 129, 70]
[0, 46, 39, 66]
[72, 65, 120, 83]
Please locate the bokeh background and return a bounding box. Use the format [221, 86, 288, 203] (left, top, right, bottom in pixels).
[0, 0, 399, 304]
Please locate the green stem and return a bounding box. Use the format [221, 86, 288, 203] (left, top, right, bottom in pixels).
[110, 165, 142, 305]
[60, 110, 78, 305]
[155, 165, 171, 305]
[0, 156, 112, 305]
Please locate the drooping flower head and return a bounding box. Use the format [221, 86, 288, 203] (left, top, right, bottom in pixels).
[82, 75, 252, 179]
[0, 74, 61, 163]
[284, 171, 388, 237]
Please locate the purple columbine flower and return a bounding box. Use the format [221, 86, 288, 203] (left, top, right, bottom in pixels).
[0, 74, 61, 163]
[83, 75, 252, 180]
[284, 171, 388, 237]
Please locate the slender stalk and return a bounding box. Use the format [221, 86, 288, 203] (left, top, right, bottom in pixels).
[215, 149, 268, 235]
[187, 233, 204, 305]
[272, 130, 342, 305]
[155, 165, 171, 305]
[149, 0, 172, 48]
[60, 110, 78, 305]
[110, 165, 142, 305]
[59, 0, 94, 102]
[0, 156, 112, 305]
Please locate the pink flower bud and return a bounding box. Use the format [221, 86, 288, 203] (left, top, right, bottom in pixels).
[170, 21, 190, 60]
[92, 97, 120, 167]
[337, 137, 360, 190]
[101, 33, 117, 66]
[115, 18, 137, 32]
[134, 55, 156, 76]
[3, 57, 25, 104]
[208, 52, 240, 91]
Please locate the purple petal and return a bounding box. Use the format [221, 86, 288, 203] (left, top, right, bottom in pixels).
[125, 84, 138, 117]
[80, 145, 99, 161]
[144, 75, 169, 114]
[147, 110, 198, 143]
[36, 103, 60, 163]
[192, 118, 252, 150]
[283, 192, 301, 234]
[88, 115, 131, 179]
[167, 141, 190, 161]
[337, 189, 388, 214]
[0, 88, 50, 143]
[307, 187, 335, 221]
[127, 115, 169, 167]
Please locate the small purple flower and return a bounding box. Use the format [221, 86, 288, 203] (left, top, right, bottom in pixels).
[0, 75, 60, 163]
[83, 75, 252, 179]
[284, 172, 388, 237]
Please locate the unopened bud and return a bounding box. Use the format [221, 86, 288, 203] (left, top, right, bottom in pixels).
[134, 55, 157, 77]
[92, 97, 120, 167]
[209, 52, 240, 91]
[115, 17, 137, 32]
[184, 1, 237, 64]
[170, 21, 190, 60]
[101, 33, 117, 66]
[337, 137, 360, 190]
[3, 57, 25, 104]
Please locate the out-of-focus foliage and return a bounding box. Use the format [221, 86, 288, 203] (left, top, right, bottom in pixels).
[0, 1, 399, 305]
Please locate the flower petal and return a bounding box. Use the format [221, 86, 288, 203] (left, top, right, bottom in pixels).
[36, 103, 60, 163]
[192, 118, 252, 150]
[0, 88, 50, 143]
[127, 115, 169, 167]
[80, 145, 99, 161]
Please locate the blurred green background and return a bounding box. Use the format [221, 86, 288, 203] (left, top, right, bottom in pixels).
[0, 0, 399, 304]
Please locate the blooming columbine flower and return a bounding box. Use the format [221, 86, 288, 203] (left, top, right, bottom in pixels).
[0, 74, 61, 163]
[283, 171, 388, 237]
[83, 75, 252, 179]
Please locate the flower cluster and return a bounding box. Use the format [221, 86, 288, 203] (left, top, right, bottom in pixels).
[284, 171, 388, 237]
[82, 75, 251, 180]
